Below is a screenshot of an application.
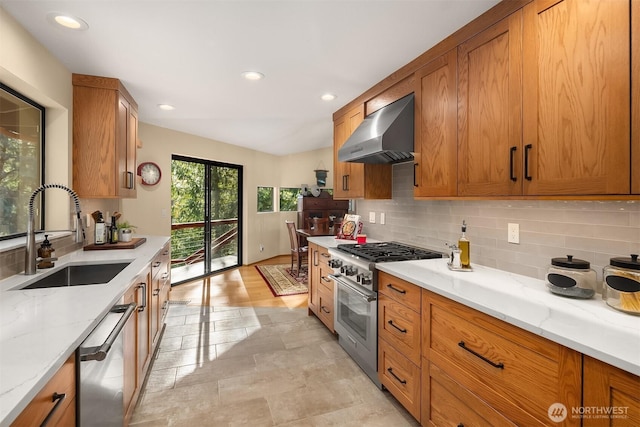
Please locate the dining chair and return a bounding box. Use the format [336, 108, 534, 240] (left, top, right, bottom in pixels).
[286, 220, 308, 277]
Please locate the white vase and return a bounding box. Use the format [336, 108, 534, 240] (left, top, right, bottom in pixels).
[119, 229, 133, 242]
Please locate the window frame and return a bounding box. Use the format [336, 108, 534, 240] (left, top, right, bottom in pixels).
[0, 83, 45, 241]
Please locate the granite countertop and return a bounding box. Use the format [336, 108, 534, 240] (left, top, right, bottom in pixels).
[376, 258, 640, 376]
[0, 235, 170, 426]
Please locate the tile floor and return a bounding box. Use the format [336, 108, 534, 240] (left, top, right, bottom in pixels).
[130, 303, 420, 426]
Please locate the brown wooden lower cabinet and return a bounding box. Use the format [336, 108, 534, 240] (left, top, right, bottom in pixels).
[11, 354, 76, 427]
[379, 339, 421, 420]
[373, 276, 640, 427]
[423, 362, 516, 427]
[422, 289, 581, 426]
[582, 356, 640, 427]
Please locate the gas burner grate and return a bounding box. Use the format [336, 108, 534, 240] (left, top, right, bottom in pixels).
[336, 242, 443, 262]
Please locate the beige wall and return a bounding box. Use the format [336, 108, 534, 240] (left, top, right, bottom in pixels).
[122, 123, 333, 264]
[0, 7, 73, 231]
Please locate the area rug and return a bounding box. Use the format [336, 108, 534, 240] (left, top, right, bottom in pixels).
[255, 264, 308, 297]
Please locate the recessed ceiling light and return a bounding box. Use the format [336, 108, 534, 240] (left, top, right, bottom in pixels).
[158, 104, 175, 111]
[241, 71, 264, 81]
[47, 12, 89, 30]
[321, 93, 337, 101]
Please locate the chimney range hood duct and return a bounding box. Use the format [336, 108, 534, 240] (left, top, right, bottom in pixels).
[338, 93, 414, 164]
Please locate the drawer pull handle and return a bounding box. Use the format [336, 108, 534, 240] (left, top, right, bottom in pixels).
[458, 341, 504, 369]
[41, 392, 66, 426]
[321, 275, 331, 283]
[458, 424, 465, 427]
[321, 252, 331, 258]
[387, 367, 407, 385]
[320, 305, 331, 314]
[386, 284, 406, 294]
[388, 320, 407, 334]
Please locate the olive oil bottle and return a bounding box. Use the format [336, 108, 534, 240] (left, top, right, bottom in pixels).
[458, 220, 470, 268]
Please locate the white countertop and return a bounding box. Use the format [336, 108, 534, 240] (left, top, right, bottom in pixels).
[0, 235, 169, 426]
[376, 258, 640, 376]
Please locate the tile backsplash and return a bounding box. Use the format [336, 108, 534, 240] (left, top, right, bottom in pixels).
[357, 163, 640, 287]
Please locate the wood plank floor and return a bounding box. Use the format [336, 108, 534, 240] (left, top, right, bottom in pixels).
[169, 255, 308, 309]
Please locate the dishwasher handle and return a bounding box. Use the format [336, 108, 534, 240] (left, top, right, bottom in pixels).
[80, 303, 136, 362]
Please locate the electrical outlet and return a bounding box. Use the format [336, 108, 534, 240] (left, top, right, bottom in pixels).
[508, 223, 520, 244]
[369, 212, 376, 223]
[380, 212, 385, 225]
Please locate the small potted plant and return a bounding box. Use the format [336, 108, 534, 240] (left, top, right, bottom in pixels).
[117, 220, 137, 242]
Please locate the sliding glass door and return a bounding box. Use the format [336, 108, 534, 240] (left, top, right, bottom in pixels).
[170, 155, 242, 285]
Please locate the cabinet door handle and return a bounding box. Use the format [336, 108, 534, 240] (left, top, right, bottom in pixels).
[320, 305, 331, 314]
[388, 320, 407, 334]
[458, 341, 504, 369]
[413, 163, 419, 187]
[137, 282, 147, 312]
[386, 284, 407, 294]
[387, 367, 407, 385]
[321, 275, 331, 283]
[125, 171, 134, 189]
[524, 144, 533, 181]
[41, 392, 66, 426]
[509, 146, 517, 182]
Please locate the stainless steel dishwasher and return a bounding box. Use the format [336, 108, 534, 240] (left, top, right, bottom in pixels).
[79, 302, 136, 426]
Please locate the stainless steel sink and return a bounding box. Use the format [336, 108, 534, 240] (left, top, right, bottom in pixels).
[17, 262, 131, 290]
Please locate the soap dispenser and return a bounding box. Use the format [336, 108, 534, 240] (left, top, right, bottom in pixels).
[458, 220, 470, 268]
[37, 235, 55, 269]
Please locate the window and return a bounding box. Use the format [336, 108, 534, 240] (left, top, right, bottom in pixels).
[0, 84, 44, 240]
[279, 187, 300, 211]
[257, 186, 274, 212]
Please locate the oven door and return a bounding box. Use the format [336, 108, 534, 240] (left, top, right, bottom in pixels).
[331, 275, 377, 352]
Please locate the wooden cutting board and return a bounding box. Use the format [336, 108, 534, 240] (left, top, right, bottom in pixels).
[83, 237, 146, 251]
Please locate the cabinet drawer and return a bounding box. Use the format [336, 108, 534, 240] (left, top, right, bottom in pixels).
[424, 362, 517, 427]
[317, 247, 332, 268]
[318, 265, 334, 294]
[327, 199, 349, 210]
[317, 285, 334, 332]
[378, 271, 421, 312]
[301, 197, 327, 209]
[379, 293, 421, 365]
[12, 354, 76, 427]
[151, 244, 170, 279]
[379, 339, 421, 421]
[423, 291, 581, 426]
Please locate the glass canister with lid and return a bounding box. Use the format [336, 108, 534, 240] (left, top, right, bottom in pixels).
[546, 255, 596, 299]
[603, 254, 640, 315]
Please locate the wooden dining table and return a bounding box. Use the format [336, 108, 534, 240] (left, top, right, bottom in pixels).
[296, 227, 338, 238]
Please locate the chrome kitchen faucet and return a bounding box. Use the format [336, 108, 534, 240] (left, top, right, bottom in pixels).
[24, 183, 85, 275]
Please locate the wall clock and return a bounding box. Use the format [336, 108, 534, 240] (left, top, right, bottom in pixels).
[137, 161, 161, 186]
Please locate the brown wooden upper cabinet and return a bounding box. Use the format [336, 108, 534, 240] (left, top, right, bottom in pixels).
[73, 74, 138, 198]
[457, 10, 523, 197]
[631, 0, 639, 195]
[458, 0, 631, 197]
[521, 0, 631, 196]
[414, 49, 458, 198]
[333, 104, 392, 200]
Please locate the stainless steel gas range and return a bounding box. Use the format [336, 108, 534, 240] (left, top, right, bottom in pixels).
[328, 242, 443, 388]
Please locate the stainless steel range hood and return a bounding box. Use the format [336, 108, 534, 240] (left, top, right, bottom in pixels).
[338, 93, 414, 164]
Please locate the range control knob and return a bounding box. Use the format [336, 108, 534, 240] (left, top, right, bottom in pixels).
[328, 259, 343, 268]
[341, 265, 357, 276]
[358, 274, 372, 285]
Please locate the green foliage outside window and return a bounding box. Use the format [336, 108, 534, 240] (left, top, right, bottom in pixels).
[279, 187, 300, 211]
[257, 187, 274, 212]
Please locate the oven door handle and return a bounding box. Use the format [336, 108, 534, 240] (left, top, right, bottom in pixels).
[330, 274, 377, 303]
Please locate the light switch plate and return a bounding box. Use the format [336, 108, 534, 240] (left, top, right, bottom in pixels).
[369, 212, 376, 223]
[380, 213, 385, 225]
[508, 223, 520, 244]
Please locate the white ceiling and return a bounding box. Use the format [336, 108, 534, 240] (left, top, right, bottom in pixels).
[1, 0, 500, 156]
